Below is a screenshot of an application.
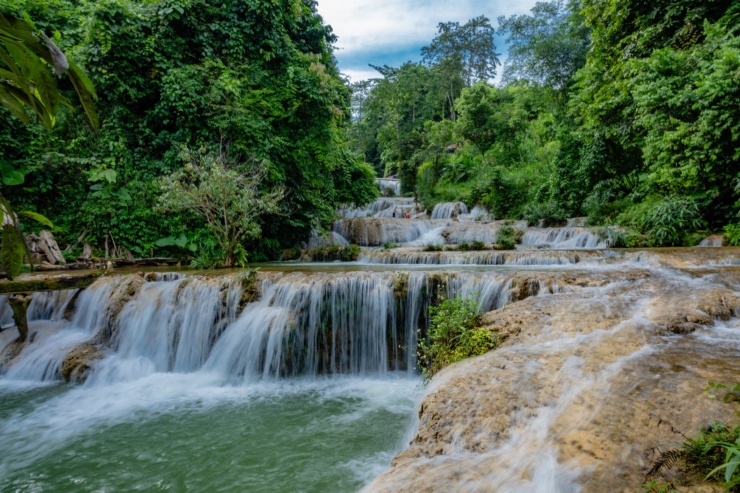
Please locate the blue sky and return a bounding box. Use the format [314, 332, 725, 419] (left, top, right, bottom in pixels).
[316, 0, 540, 82]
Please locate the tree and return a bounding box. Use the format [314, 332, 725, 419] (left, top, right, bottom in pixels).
[421, 16, 500, 87]
[0, 12, 98, 279]
[159, 147, 284, 268]
[498, 0, 590, 91]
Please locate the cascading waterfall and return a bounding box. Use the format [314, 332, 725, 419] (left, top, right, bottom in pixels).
[1, 277, 122, 382]
[0, 270, 559, 384]
[521, 227, 608, 249]
[430, 202, 469, 219]
[357, 249, 601, 266]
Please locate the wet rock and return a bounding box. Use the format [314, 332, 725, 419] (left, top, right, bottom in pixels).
[61, 343, 103, 382]
[92, 275, 146, 345]
[0, 340, 26, 369]
[366, 272, 740, 493]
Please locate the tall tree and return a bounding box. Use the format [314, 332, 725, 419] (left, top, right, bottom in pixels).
[421, 16, 500, 87]
[498, 0, 589, 91]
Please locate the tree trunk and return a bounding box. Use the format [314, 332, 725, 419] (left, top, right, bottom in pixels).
[9, 293, 32, 342]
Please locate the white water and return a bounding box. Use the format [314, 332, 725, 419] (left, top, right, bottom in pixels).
[376, 178, 401, 196]
[521, 227, 608, 249]
[431, 202, 469, 220]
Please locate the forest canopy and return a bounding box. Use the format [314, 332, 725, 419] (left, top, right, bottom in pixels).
[0, 0, 377, 264]
[1, 0, 739, 265]
[349, 0, 740, 247]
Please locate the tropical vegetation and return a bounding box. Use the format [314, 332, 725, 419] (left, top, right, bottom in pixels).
[1, 0, 739, 270]
[349, 0, 740, 247]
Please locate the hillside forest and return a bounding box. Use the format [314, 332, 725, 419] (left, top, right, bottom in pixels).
[1, 0, 739, 269]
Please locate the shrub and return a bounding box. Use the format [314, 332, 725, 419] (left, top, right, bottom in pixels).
[624, 196, 705, 246]
[423, 243, 445, 252]
[725, 224, 740, 246]
[458, 240, 487, 251]
[417, 295, 498, 379]
[523, 200, 568, 227]
[495, 224, 517, 250]
[383, 241, 399, 250]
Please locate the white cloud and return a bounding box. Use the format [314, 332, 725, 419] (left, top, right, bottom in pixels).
[317, 0, 537, 81]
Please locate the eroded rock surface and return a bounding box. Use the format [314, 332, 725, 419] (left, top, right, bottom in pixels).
[61, 343, 103, 382]
[366, 268, 740, 492]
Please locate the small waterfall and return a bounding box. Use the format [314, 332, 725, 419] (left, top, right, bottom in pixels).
[204, 273, 402, 382]
[458, 205, 491, 221]
[2, 277, 122, 382]
[0, 296, 13, 328]
[376, 178, 401, 196]
[333, 218, 443, 246]
[431, 202, 469, 220]
[338, 197, 416, 219]
[27, 290, 78, 322]
[358, 249, 594, 266]
[521, 227, 608, 249]
[698, 235, 724, 247]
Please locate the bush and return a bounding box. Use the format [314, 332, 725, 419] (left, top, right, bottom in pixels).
[523, 200, 568, 227]
[725, 224, 740, 246]
[458, 240, 488, 251]
[417, 295, 497, 378]
[382, 241, 399, 249]
[423, 243, 445, 252]
[301, 244, 360, 262]
[495, 224, 517, 250]
[623, 196, 705, 247]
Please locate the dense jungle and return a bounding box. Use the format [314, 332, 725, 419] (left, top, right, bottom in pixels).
[1, 0, 738, 270]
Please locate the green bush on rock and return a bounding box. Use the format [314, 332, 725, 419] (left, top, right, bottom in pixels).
[418, 295, 498, 379]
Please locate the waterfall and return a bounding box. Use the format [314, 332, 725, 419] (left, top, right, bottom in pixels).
[431, 202, 469, 220]
[521, 227, 608, 249]
[0, 270, 560, 384]
[2, 277, 121, 382]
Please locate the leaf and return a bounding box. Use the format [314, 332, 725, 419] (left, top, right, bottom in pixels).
[66, 60, 99, 131]
[0, 160, 24, 185]
[1, 223, 26, 280]
[18, 210, 53, 228]
[155, 237, 176, 247]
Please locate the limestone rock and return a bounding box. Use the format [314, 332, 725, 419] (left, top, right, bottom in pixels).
[366, 271, 740, 492]
[37, 230, 66, 265]
[61, 343, 103, 382]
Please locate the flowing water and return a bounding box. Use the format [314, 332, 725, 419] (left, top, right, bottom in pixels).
[1, 194, 738, 492]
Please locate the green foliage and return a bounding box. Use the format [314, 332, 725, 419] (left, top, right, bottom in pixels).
[418, 295, 497, 378]
[1, 223, 26, 279]
[301, 244, 360, 262]
[627, 196, 705, 247]
[523, 200, 567, 227]
[681, 422, 740, 490]
[640, 479, 676, 493]
[382, 241, 398, 250]
[498, 0, 589, 90]
[0, 12, 98, 130]
[2, 0, 373, 260]
[724, 224, 740, 247]
[421, 16, 500, 87]
[458, 240, 488, 251]
[423, 243, 445, 252]
[495, 224, 518, 250]
[158, 148, 283, 268]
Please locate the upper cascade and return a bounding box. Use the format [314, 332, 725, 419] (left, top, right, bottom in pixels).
[376, 178, 401, 197]
[329, 196, 612, 249]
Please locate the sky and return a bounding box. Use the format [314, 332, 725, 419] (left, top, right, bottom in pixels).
[315, 0, 540, 82]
